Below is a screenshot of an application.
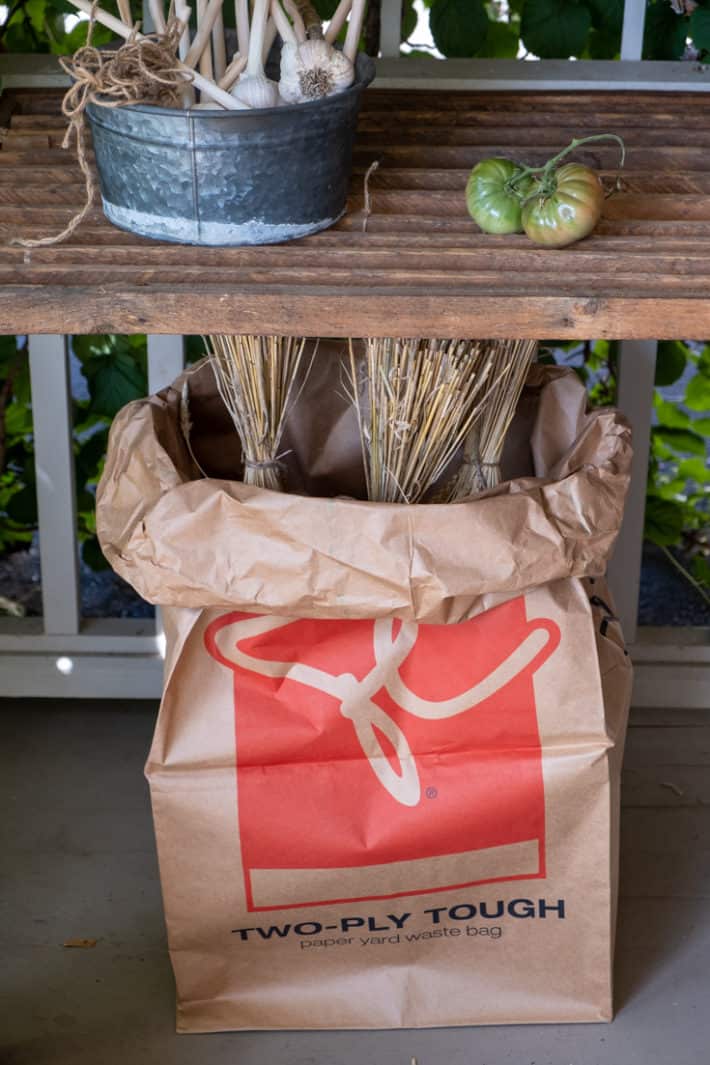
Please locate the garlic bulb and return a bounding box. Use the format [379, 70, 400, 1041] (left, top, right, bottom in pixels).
[232, 0, 281, 108]
[232, 72, 281, 107]
[279, 39, 354, 103]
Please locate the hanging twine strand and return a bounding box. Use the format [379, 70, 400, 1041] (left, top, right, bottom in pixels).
[361, 158, 379, 233]
[12, 11, 189, 249]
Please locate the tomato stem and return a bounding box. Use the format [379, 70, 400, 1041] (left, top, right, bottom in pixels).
[509, 133, 626, 190]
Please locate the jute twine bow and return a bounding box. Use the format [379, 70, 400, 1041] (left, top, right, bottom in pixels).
[457, 452, 500, 493]
[13, 10, 189, 248]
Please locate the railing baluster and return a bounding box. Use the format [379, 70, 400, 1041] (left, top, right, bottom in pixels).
[28, 335, 81, 636]
[147, 335, 186, 394]
[608, 340, 658, 644]
[379, 0, 403, 58]
[620, 0, 647, 61]
[147, 336, 186, 652]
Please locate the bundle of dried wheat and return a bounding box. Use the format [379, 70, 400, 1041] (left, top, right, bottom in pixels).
[207, 334, 310, 491]
[451, 339, 538, 499]
[348, 337, 501, 504]
[349, 337, 538, 505]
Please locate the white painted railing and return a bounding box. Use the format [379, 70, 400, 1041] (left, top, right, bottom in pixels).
[1, 336, 708, 706]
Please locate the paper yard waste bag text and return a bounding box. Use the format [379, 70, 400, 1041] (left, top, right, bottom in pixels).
[97, 355, 633, 1031]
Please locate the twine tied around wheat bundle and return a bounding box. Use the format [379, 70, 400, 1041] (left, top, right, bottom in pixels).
[13, 12, 188, 249]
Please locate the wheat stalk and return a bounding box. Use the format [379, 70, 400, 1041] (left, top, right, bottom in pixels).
[349, 337, 503, 504]
[207, 334, 310, 491]
[451, 339, 538, 499]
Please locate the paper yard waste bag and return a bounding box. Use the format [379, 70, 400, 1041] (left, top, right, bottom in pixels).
[97, 354, 633, 1032]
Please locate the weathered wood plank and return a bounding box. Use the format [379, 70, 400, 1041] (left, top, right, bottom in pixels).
[9, 243, 710, 278]
[6, 262, 710, 295]
[3, 288, 710, 338]
[4, 87, 710, 337]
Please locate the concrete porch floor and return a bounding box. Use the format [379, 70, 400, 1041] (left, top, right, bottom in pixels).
[1, 698, 709, 1065]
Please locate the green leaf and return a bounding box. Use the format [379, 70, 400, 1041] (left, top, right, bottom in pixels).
[692, 417, 710, 436]
[652, 426, 707, 456]
[644, 496, 687, 547]
[691, 556, 710, 587]
[583, 25, 620, 57]
[586, 0, 622, 33]
[81, 535, 110, 572]
[75, 429, 109, 488]
[654, 395, 690, 429]
[25, 0, 48, 33]
[643, 0, 688, 59]
[654, 339, 688, 386]
[690, 4, 710, 53]
[313, 0, 339, 19]
[4, 400, 34, 442]
[430, 0, 490, 57]
[520, 0, 591, 58]
[678, 457, 710, 484]
[184, 336, 208, 365]
[402, 0, 418, 41]
[83, 352, 147, 417]
[684, 371, 710, 413]
[5, 484, 38, 526]
[652, 478, 688, 501]
[483, 18, 521, 56]
[73, 334, 113, 363]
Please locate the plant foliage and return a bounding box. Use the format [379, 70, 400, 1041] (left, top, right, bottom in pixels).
[540, 337, 710, 603]
[2, 0, 705, 70]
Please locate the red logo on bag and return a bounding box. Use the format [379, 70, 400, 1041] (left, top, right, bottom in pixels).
[205, 599, 560, 911]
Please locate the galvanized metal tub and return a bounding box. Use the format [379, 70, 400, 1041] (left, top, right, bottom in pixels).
[86, 54, 375, 246]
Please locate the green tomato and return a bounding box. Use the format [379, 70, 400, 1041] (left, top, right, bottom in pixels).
[465, 158, 533, 235]
[521, 163, 604, 248]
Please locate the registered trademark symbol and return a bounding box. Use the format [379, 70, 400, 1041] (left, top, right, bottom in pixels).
[425, 786, 438, 799]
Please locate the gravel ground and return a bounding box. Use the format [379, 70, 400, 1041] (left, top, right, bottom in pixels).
[638, 544, 710, 627]
[0, 538, 154, 620]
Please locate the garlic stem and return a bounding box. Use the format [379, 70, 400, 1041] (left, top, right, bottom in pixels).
[234, 0, 280, 106]
[219, 50, 247, 88]
[324, 0, 352, 43]
[147, 0, 167, 32]
[116, 0, 132, 26]
[343, 0, 365, 61]
[186, 0, 227, 68]
[195, 0, 213, 78]
[175, 0, 195, 104]
[262, 15, 278, 60]
[235, 0, 250, 56]
[66, 0, 249, 108]
[247, 0, 270, 75]
[175, 0, 192, 59]
[271, 0, 297, 44]
[282, 0, 307, 42]
[212, 6, 227, 78]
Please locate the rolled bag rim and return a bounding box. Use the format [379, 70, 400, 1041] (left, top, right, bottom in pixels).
[96, 365, 632, 624]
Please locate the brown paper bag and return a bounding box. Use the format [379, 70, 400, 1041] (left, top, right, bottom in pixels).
[97, 354, 633, 1032]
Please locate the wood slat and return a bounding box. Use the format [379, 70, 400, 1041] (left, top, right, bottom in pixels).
[8, 242, 710, 271]
[4, 87, 710, 337]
